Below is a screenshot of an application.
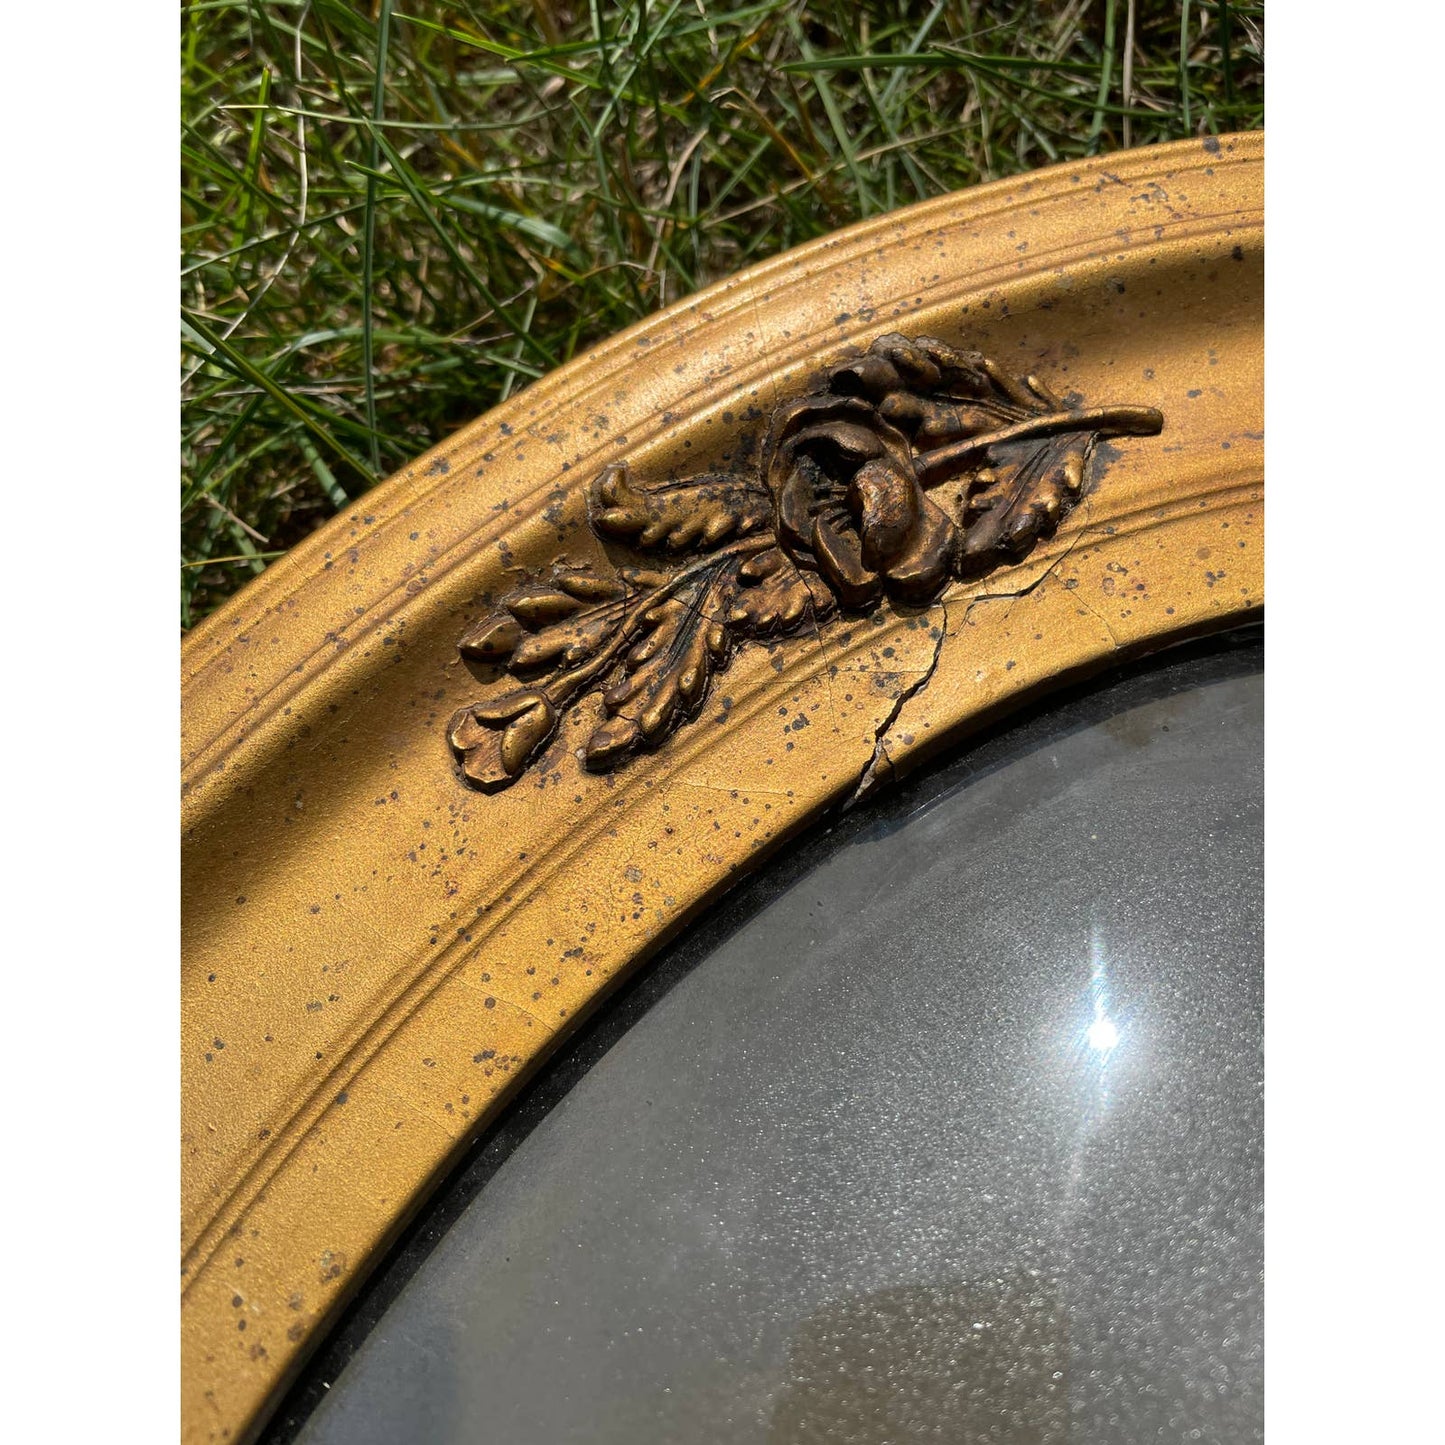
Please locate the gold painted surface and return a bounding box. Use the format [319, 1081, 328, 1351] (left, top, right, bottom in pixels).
[181, 133, 1263, 1443]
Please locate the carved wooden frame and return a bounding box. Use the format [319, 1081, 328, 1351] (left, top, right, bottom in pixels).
[181, 132, 1263, 1444]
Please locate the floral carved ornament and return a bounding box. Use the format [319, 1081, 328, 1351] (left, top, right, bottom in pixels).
[448, 333, 1164, 792]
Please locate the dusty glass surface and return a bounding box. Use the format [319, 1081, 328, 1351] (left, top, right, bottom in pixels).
[297, 656, 1263, 1445]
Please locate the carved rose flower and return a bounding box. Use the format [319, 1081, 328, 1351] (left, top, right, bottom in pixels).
[765, 394, 955, 608]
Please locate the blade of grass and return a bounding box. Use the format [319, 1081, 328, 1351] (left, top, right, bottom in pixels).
[1180, 0, 1193, 133]
[182, 552, 288, 568]
[349, 137, 560, 368]
[782, 52, 1171, 122]
[183, 309, 376, 483]
[1122, 0, 1136, 149]
[1089, 0, 1117, 150]
[235, 64, 272, 241]
[362, 0, 394, 474]
[789, 17, 875, 217]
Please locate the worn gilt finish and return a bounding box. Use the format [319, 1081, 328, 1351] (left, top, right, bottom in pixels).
[448, 334, 1162, 791]
[182, 134, 1264, 1444]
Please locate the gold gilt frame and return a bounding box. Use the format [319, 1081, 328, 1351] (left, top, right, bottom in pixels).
[181, 132, 1263, 1443]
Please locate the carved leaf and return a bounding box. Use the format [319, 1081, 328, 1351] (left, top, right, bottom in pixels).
[458, 611, 522, 662]
[509, 608, 620, 671]
[551, 564, 629, 602]
[832, 333, 1080, 461]
[504, 584, 587, 626]
[590, 461, 772, 552]
[584, 567, 734, 770]
[831, 333, 982, 403]
[460, 566, 631, 671]
[729, 547, 823, 636]
[956, 433, 1091, 573]
[448, 690, 558, 791]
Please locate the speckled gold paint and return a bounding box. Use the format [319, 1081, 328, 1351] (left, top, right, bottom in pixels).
[182, 133, 1263, 1444]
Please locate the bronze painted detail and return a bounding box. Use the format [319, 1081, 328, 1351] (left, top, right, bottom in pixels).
[449, 333, 1163, 791]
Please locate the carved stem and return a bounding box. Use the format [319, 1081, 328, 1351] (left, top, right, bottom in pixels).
[916, 404, 1164, 484]
[540, 536, 770, 709]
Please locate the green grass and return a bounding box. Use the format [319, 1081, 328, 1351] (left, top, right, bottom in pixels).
[180, 0, 1263, 629]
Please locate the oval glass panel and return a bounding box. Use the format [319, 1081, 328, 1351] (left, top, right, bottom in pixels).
[291, 646, 1263, 1445]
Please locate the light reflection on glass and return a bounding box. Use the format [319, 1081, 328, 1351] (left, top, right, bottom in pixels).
[1081, 925, 1123, 1063]
[1063, 928, 1126, 1200]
